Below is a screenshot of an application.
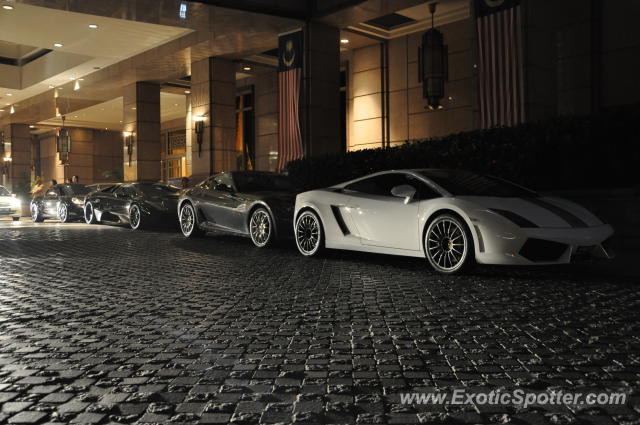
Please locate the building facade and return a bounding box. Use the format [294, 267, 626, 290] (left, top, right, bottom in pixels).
[1, 0, 639, 191]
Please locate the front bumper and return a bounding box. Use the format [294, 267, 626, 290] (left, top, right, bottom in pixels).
[474, 224, 614, 265]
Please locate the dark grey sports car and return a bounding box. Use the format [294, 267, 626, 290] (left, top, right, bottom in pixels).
[31, 184, 91, 223]
[83, 182, 181, 230]
[178, 171, 297, 247]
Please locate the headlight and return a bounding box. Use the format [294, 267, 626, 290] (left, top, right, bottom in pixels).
[71, 197, 83, 205]
[488, 208, 538, 228]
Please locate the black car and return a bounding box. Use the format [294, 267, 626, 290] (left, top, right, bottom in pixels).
[31, 184, 91, 223]
[178, 171, 297, 247]
[83, 182, 181, 230]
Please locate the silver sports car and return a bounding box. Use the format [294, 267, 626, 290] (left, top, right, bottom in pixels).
[293, 169, 614, 274]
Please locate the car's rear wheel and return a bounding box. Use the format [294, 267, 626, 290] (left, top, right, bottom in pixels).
[179, 202, 204, 238]
[424, 214, 473, 274]
[58, 203, 69, 223]
[84, 202, 98, 224]
[31, 204, 44, 223]
[249, 207, 273, 248]
[129, 204, 144, 230]
[295, 210, 323, 256]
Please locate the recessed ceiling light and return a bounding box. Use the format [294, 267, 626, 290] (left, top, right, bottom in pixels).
[48, 85, 55, 88]
[29, 125, 35, 128]
[2, 5, 14, 10]
[184, 90, 191, 94]
[5, 93, 12, 96]
[69, 77, 76, 80]
[88, 24, 98, 29]
[243, 66, 252, 71]
[340, 39, 349, 44]
[74, 115, 78, 118]
[0, 109, 4, 112]
[54, 43, 63, 47]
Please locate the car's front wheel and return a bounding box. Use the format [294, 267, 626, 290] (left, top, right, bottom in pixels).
[295, 210, 324, 256]
[424, 214, 473, 274]
[249, 207, 273, 248]
[129, 204, 145, 230]
[84, 202, 98, 224]
[58, 203, 69, 223]
[179, 202, 204, 238]
[31, 204, 44, 223]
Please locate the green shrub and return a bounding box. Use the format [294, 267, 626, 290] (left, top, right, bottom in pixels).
[286, 103, 640, 191]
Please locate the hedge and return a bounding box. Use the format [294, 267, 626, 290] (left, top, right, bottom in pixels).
[286, 103, 640, 191]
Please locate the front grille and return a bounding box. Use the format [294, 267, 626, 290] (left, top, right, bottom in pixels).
[519, 238, 568, 262]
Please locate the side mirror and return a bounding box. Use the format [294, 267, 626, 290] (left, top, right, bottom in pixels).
[391, 184, 416, 204]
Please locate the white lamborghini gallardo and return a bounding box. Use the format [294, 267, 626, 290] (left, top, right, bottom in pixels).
[293, 169, 614, 274]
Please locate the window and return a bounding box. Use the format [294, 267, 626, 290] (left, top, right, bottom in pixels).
[213, 173, 234, 192]
[418, 170, 537, 197]
[0, 186, 10, 196]
[114, 186, 132, 197]
[60, 184, 91, 196]
[167, 130, 186, 156]
[136, 184, 180, 196]
[345, 173, 439, 200]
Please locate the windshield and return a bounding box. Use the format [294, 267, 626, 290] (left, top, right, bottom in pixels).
[0, 186, 9, 196]
[418, 170, 537, 197]
[233, 172, 295, 192]
[136, 184, 180, 196]
[60, 184, 91, 196]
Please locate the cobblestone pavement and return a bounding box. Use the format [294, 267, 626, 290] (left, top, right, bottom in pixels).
[0, 222, 639, 425]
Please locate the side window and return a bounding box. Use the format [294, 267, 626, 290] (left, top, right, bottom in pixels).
[406, 176, 441, 200]
[200, 178, 212, 190]
[114, 186, 129, 197]
[213, 173, 234, 191]
[125, 186, 138, 197]
[345, 173, 409, 197]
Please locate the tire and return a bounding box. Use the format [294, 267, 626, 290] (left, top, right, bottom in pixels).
[58, 203, 70, 223]
[424, 213, 474, 274]
[179, 202, 204, 238]
[12, 216, 19, 222]
[249, 207, 274, 248]
[129, 204, 145, 230]
[31, 204, 44, 223]
[84, 202, 98, 224]
[295, 210, 324, 256]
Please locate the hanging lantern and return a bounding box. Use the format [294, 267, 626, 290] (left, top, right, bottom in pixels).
[57, 116, 72, 165]
[418, 2, 448, 110]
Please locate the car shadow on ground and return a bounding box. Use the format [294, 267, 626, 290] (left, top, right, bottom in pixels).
[169, 232, 635, 285]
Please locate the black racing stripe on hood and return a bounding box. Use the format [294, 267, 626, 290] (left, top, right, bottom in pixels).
[524, 198, 588, 228]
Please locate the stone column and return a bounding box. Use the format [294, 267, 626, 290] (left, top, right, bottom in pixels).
[190, 57, 236, 181]
[300, 22, 341, 156]
[2, 124, 31, 193]
[123, 82, 161, 182]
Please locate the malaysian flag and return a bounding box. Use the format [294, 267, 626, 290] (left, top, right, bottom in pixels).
[277, 30, 304, 172]
[476, 0, 524, 128]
